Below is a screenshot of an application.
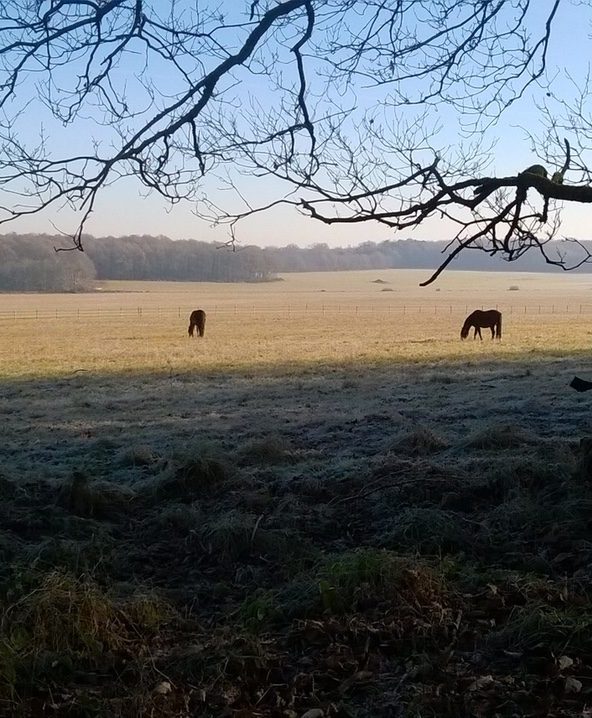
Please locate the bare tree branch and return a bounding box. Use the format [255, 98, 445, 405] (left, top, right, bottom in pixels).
[0, 0, 591, 285]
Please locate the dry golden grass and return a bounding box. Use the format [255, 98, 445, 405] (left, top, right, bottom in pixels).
[1, 269, 592, 378]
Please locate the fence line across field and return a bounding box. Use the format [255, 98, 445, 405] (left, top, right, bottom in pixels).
[2, 303, 592, 322]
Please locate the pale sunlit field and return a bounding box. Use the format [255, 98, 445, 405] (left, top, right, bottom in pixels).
[1, 269, 592, 378]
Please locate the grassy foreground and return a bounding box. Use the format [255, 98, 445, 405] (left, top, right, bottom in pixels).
[1, 271, 592, 716]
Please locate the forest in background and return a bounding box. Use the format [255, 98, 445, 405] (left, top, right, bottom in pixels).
[1, 232, 591, 292]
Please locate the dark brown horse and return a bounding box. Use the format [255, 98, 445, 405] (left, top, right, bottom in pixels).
[188, 309, 206, 337]
[460, 309, 502, 340]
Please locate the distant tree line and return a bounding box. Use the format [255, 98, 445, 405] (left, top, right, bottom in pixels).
[0, 233, 591, 292]
[0, 234, 96, 291]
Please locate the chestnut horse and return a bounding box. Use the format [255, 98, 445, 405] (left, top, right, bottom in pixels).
[460, 309, 502, 340]
[188, 309, 206, 337]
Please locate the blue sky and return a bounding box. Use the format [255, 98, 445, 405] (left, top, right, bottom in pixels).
[3, 0, 591, 248]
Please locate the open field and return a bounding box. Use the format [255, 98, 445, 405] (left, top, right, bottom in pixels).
[2, 270, 592, 716]
[2, 269, 592, 378]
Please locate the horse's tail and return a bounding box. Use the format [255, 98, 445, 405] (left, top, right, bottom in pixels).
[198, 315, 206, 337]
[497, 313, 502, 339]
[460, 318, 471, 340]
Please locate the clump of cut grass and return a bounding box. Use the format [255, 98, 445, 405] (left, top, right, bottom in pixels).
[464, 423, 538, 450]
[0, 570, 176, 701]
[154, 502, 202, 533]
[118, 443, 157, 467]
[241, 574, 321, 627]
[240, 588, 283, 628]
[199, 511, 297, 567]
[487, 495, 554, 536]
[200, 510, 258, 563]
[381, 507, 477, 554]
[390, 427, 448, 456]
[508, 284, 520, 291]
[488, 492, 589, 548]
[484, 444, 576, 493]
[21, 534, 114, 576]
[238, 435, 294, 465]
[56, 470, 136, 518]
[122, 592, 177, 634]
[488, 604, 592, 653]
[240, 549, 450, 627]
[425, 371, 455, 384]
[316, 548, 447, 614]
[153, 454, 231, 502]
[238, 487, 273, 512]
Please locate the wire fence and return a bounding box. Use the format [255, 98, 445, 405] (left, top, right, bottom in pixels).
[1, 303, 592, 322]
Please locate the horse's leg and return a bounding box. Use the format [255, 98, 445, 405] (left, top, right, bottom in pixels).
[188, 323, 194, 337]
[477, 327, 483, 340]
[490, 326, 495, 339]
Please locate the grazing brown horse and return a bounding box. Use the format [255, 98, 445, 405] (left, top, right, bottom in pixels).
[460, 309, 502, 340]
[188, 309, 206, 337]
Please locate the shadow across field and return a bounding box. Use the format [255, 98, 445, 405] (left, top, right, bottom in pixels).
[2, 355, 592, 716]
